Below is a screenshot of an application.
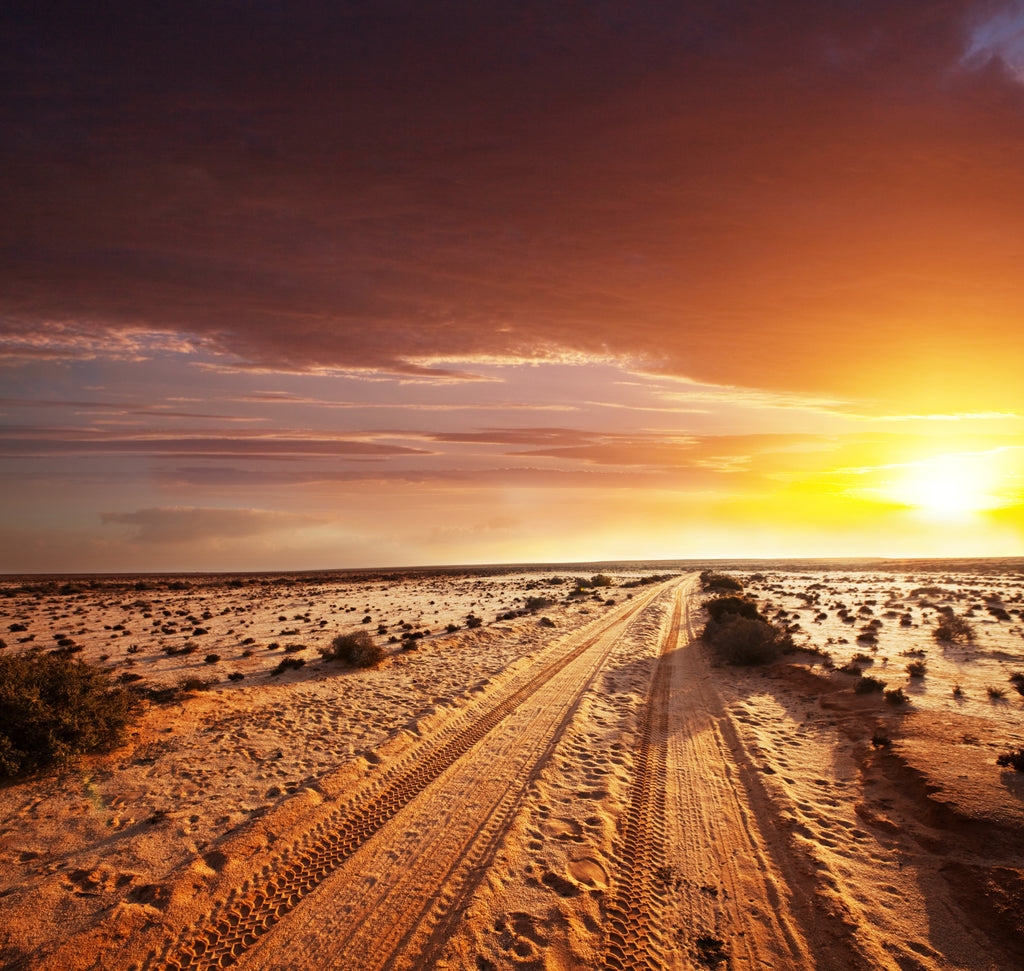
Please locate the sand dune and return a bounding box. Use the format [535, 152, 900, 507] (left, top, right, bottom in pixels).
[1, 566, 1022, 969]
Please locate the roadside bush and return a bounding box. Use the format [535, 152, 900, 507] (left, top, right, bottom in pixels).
[0, 653, 139, 777]
[704, 596, 764, 623]
[700, 572, 743, 592]
[319, 631, 385, 668]
[702, 615, 783, 666]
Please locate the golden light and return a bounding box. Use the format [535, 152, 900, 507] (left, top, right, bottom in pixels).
[885, 453, 1003, 519]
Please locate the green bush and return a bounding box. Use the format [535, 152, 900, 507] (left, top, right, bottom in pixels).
[705, 596, 764, 623]
[0, 653, 139, 777]
[319, 631, 385, 668]
[702, 615, 783, 665]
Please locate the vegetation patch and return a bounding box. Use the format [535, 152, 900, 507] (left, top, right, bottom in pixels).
[0, 653, 139, 777]
[319, 631, 385, 668]
[932, 614, 974, 644]
[996, 749, 1024, 772]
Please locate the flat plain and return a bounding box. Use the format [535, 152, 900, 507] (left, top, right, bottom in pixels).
[0, 563, 1022, 970]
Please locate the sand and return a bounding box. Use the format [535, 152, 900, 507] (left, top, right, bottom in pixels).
[0, 566, 1022, 970]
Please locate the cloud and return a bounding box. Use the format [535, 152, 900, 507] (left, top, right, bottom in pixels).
[0, 433, 428, 458]
[100, 506, 326, 544]
[3, 2, 1024, 409]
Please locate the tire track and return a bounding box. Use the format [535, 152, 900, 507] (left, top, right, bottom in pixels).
[600, 579, 684, 971]
[600, 578, 817, 970]
[151, 580, 673, 971]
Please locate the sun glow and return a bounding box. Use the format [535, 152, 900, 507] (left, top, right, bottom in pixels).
[886, 454, 1003, 518]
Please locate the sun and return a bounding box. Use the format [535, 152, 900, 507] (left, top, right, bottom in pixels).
[887, 455, 1000, 518]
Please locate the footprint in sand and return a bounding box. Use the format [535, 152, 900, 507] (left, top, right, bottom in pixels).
[566, 857, 608, 891]
[538, 818, 584, 842]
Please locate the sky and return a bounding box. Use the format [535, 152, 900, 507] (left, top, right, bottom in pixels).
[3, 0, 1024, 573]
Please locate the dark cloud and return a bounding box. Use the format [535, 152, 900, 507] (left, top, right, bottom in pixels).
[3, 2, 1024, 409]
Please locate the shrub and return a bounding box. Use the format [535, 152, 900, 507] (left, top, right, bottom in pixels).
[0, 654, 139, 777]
[319, 631, 385, 668]
[466, 616, 483, 629]
[996, 749, 1024, 772]
[700, 572, 743, 592]
[932, 614, 974, 644]
[204, 653, 221, 665]
[590, 574, 613, 588]
[704, 596, 764, 623]
[871, 732, 892, 749]
[906, 660, 927, 678]
[855, 675, 886, 694]
[987, 685, 1007, 699]
[178, 676, 216, 692]
[227, 672, 245, 682]
[702, 615, 783, 665]
[271, 657, 306, 676]
[884, 687, 908, 705]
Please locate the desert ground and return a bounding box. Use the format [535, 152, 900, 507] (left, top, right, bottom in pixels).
[0, 564, 1022, 970]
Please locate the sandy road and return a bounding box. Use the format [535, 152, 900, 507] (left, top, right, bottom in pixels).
[150, 579, 673, 971]
[146, 574, 846, 971]
[606, 580, 822, 970]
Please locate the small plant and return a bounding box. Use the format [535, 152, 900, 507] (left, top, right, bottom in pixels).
[283, 643, 306, 653]
[885, 687, 908, 705]
[466, 616, 483, 629]
[445, 623, 460, 633]
[987, 685, 1007, 699]
[319, 631, 385, 668]
[855, 675, 886, 694]
[204, 653, 220, 665]
[871, 732, 892, 748]
[952, 683, 964, 698]
[996, 749, 1024, 772]
[1009, 672, 1024, 697]
[906, 660, 927, 678]
[270, 657, 306, 676]
[227, 672, 245, 682]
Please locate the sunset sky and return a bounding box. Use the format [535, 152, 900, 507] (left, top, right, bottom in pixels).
[3, 1, 1024, 573]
